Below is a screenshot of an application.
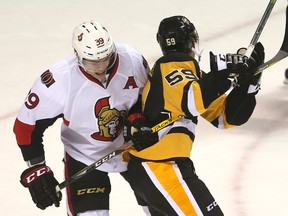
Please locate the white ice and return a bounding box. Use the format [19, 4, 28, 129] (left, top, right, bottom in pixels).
[1, 0, 287, 215]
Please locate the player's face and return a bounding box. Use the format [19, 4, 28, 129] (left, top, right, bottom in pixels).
[82, 55, 111, 80]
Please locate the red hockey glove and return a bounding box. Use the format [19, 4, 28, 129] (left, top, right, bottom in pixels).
[124, 113, 158, 151]
[20, 165, 62, 210]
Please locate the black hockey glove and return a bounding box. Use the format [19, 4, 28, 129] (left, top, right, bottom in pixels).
[210, 51, 248, 76]
[124, 113, 158, 151]
[236, 42, 265, 86]
[209, 51, 239, 94]
[20, 165, 62, 210]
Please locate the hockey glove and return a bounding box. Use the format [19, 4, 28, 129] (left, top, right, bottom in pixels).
[20, 165, 62, 210]
[209, 51, 239, 94]
[124, 113, 158, 151]
[236, 42, 265, 85]
[210, 51, 249, 76]
[210, 52, 244, 72]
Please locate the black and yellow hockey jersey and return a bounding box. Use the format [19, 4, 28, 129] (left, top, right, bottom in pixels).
[128, 52, 256, 161]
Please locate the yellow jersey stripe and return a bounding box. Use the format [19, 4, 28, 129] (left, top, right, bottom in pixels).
[143, 161, 203, 216]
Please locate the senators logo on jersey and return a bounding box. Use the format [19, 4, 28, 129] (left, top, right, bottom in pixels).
[91, 97, 125, 141]
[41, 70, 55, 88]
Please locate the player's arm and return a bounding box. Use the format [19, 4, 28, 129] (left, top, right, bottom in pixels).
[198, 42, 264, 108]
[15, 113, 63, 210]
[225, 42, 265, 125]
[123, 96, 158, 151]
[123, 50, 157, 151]
[202, 42, 265, 127]
[14, 71, 66, 209]
[196, 60, 232, 109]
[13, 71, 66, 162]
[14, 115, 62, 162]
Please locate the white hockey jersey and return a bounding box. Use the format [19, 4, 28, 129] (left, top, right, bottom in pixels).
[13, 43, 149, 172]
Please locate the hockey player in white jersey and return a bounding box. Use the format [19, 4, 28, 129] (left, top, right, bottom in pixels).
[13, 21, 149, 215]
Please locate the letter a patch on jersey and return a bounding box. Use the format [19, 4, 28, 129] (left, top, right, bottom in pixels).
[123, 76, 138, 89]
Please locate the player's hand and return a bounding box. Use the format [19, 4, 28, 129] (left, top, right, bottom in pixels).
[124, 113, 158, 151]
[209, 42, 264, 86]
[236, 42, 265, 85]
[210, 51, 246, 76]
[20, 165, 62, 210]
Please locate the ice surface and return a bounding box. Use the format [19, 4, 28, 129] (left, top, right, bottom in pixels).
[1, 0, 287, 215]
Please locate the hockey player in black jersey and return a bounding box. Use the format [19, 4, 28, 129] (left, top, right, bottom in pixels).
[123, 15, 265, 215]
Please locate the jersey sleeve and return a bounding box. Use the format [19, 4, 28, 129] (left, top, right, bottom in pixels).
[124, 44, 149, 115]
[136, 55, 150, 90]
[224, 83, 256, 125]
[13, 68, 68, 161]
[201, 83, 257, 129]
[126, 44, 150, 93]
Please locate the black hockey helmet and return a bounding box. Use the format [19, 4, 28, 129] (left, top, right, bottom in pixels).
[157, 15, 199, 55]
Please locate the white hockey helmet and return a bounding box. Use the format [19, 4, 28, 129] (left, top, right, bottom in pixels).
[72, 21, 116, 65]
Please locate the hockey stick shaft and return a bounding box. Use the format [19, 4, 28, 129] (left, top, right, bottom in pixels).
[255, 3, 288, 75]
[245, 0, 277, 58]
[56, 116, 180, 191]
[56, 142, 133, 191]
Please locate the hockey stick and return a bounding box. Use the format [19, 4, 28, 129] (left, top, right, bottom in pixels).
[245, 0, 278, 58]
[56, 142, 133, 191]
[56, 116, 180, 191]
[255, 3, 288, 75]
